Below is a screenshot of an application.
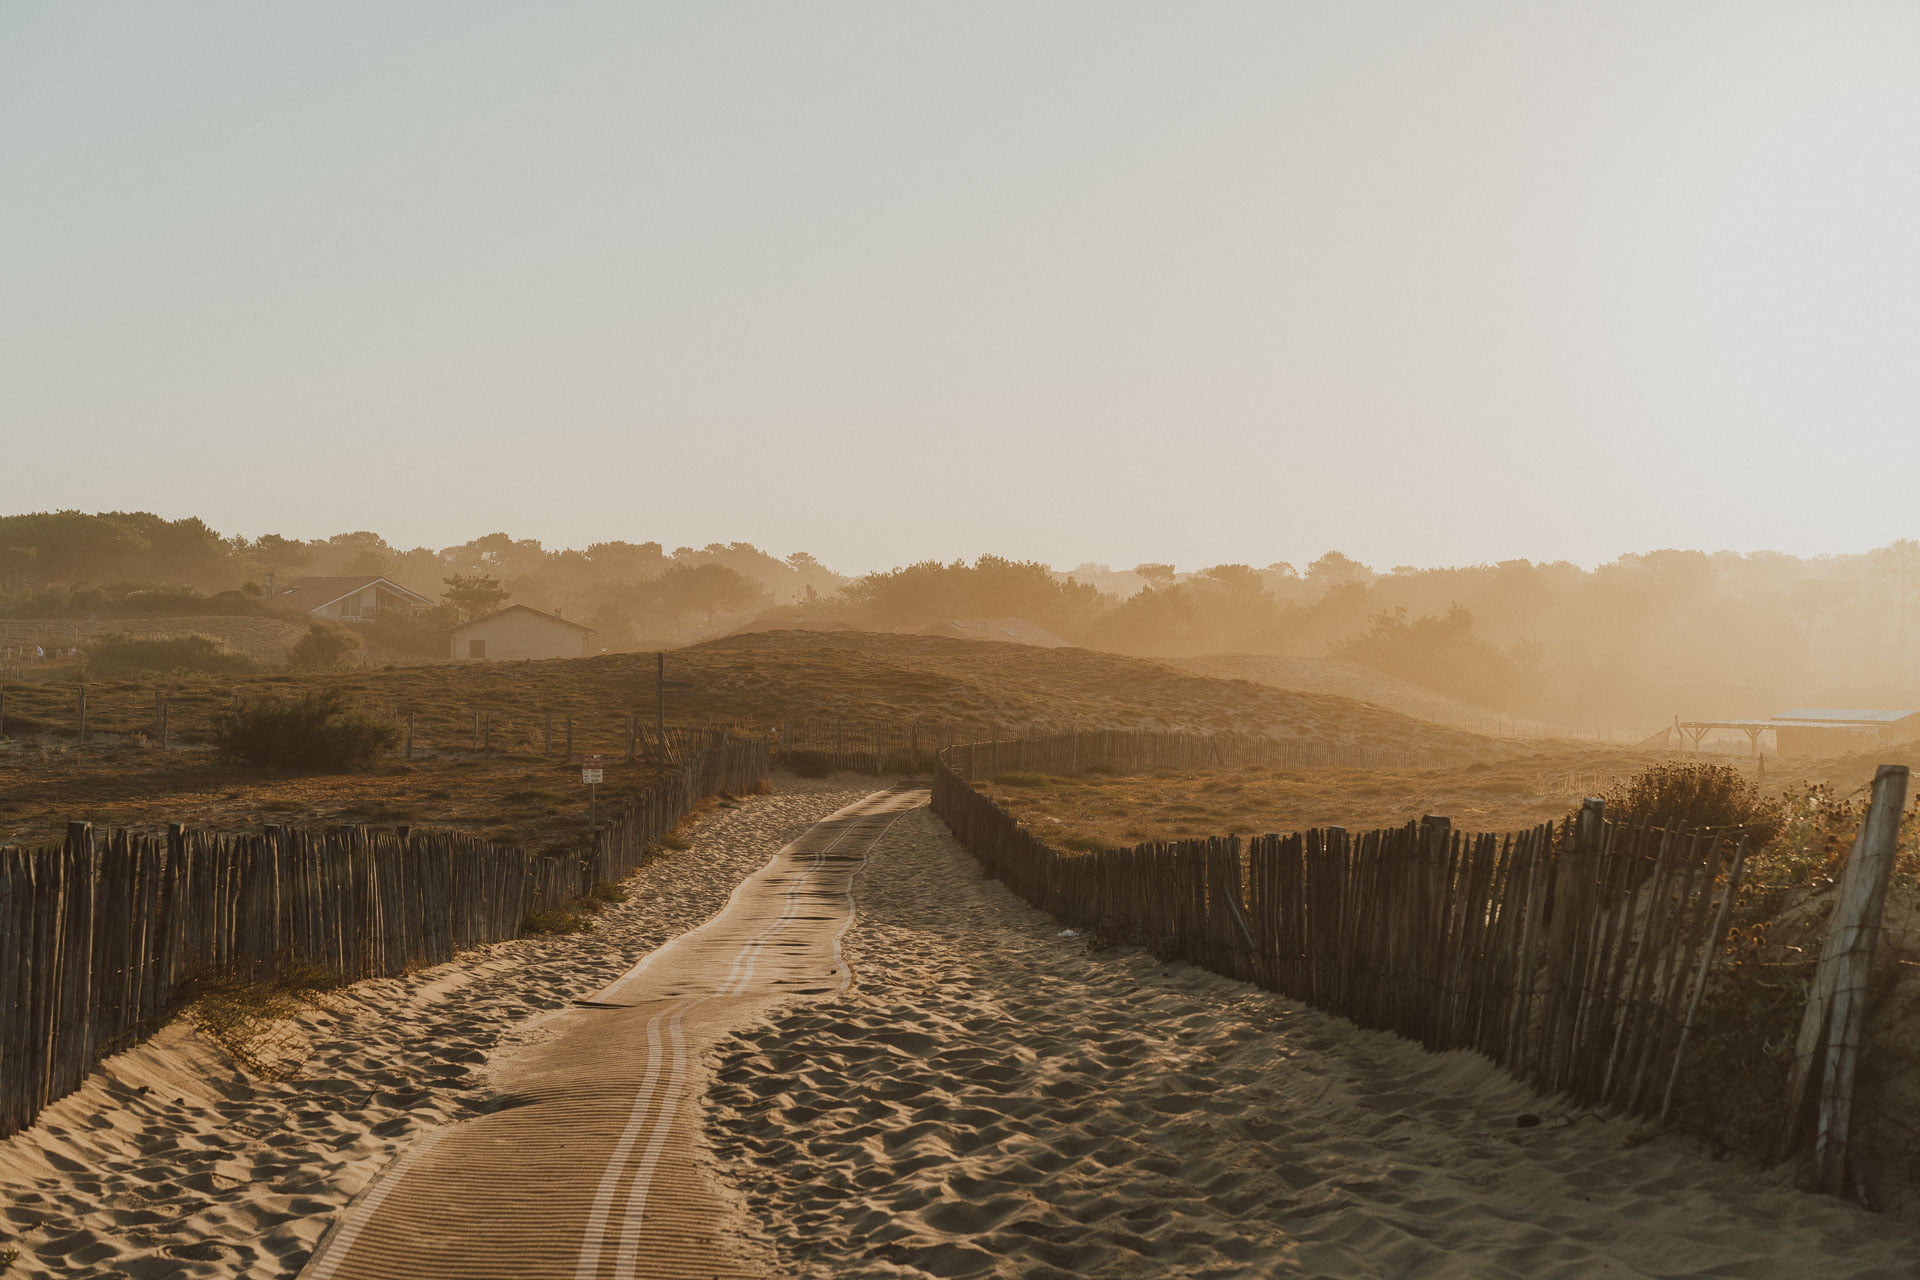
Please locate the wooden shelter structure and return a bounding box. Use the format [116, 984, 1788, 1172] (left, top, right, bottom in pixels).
[1674, 708, 1920, 756]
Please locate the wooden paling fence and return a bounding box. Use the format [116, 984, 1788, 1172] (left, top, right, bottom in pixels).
[934, 731, 1748, 1120]
[591, 732, 769, 882]
[772, 718, 958, 775]
[0, 732, 767, 1141]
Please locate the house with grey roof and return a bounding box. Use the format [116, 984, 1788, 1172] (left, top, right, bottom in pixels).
[270, 575, 432, 623]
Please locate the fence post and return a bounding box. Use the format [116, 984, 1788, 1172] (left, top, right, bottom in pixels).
[405, 711, 415, 760]
[544, 710, 554, 758]
[472, 709, 481, 751]
[77, 686, 87, 745]
[565, 715, 573, 762]
[60, 822, 97, 1099]
[1577, 797, 1605, 852]
[1780, 764, 1909, 1192]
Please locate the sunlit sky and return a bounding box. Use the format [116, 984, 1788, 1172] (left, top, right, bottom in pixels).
[4, 3, 1919, 574]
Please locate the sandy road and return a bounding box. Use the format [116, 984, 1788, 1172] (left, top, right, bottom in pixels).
[301, 787, 924, 1280]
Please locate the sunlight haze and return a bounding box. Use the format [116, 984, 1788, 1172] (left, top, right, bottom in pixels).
[4, 1, 1918, 572]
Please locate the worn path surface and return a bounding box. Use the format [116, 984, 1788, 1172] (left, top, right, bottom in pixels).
[302, 787, 924, 1280]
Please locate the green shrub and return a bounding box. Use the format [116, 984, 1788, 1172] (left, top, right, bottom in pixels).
[288, 621, 362, 671]
[85, 632, 257, 678]
[1598, 762, 1783, 845]
[213, 688, 401, 770]
[522, 903, 593, 934]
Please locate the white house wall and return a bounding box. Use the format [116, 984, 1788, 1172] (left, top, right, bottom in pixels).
[451, 612, 588, 661]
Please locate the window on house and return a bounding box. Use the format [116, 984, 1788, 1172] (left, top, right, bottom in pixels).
[469, 638, 487, 659]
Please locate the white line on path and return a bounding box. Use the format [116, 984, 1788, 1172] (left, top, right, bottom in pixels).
[573, 1012, 670, 1280]
[304, 1128, 453, 1280]
[579, 801, 907, 1278]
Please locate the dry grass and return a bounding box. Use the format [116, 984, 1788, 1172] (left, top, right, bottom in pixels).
[976, 746, 1697, 850]
[1, 631, 1504, 843]
[0, 740, 676, 849]
[6, 623, 1889, 857]
[178, 959, 344, 1080]
[0, 631, 1494, 762]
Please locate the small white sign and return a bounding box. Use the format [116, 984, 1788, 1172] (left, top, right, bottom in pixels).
[581, 768, 604, 784]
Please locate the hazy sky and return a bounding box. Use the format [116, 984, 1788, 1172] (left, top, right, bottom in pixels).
[5, 3, 1919, 574]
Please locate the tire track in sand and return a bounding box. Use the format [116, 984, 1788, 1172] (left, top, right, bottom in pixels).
[302, 786, 925, 1280]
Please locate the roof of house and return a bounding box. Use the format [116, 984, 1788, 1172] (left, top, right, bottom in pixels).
[1772, 708, 1920, 725]
[446, 604, 594, 635]
[274, 576, 432, 614]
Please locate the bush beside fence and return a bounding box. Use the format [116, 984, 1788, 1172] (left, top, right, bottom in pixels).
[0, 732, 767, 1140]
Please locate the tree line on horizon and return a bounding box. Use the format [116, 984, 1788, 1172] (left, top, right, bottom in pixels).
[4, 510, 1919, 732]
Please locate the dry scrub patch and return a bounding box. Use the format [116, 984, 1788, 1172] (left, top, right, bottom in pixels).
[2, 631, 1502, 844]
[0, 740, 697, 850]
[0, 631, 1495, 763]
[0, 616, 311, 667]
[975, 747, 1678, 850]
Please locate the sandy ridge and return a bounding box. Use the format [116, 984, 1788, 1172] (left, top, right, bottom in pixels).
[0, 782, 869, 1279]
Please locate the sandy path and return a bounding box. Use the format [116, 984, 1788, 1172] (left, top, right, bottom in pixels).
[302, 786, 924, 1280]
[0, 781, 870, 1279]
[707, 807, 1920, 1280]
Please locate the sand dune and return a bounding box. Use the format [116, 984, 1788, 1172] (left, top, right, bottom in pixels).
[707, 808, 1918, 1279]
